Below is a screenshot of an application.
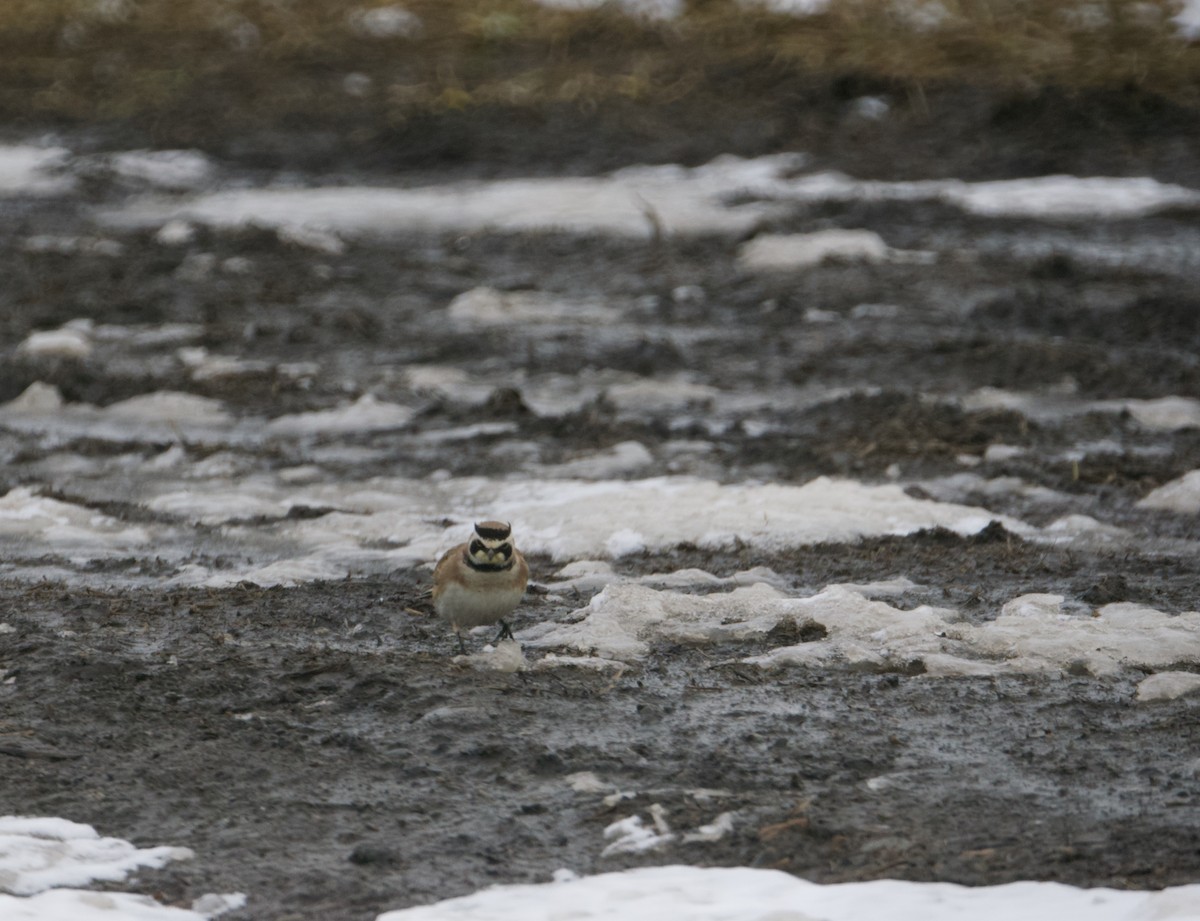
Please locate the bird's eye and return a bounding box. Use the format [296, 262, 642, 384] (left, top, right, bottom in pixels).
[495, 544, 512, 559]
[469, 540, 486, 555]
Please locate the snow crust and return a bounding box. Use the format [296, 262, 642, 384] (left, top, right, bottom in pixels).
[105, 154, 1200, 240]
[0, 815, 191, 897]
[0, 147, 74, 196]
[1137, 470, 1200, 514]
[375, 865, 1200, 921]
[522, 582, 1200, 678]
[0, 816, 244, 920]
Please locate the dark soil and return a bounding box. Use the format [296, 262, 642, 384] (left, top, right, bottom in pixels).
[2, 83, 1200, 919]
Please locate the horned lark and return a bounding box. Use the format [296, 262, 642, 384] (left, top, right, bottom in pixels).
[432, 520, 529, 653]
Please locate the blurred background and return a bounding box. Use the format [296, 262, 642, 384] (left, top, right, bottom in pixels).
[3, 0, 1198, 179]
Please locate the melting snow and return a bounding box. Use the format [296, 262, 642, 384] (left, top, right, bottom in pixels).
[105, 154, 1200, 241]
[520, 580, 1200, 679]
[1138, 470, 1200, 514]
[0, 816, 241, 920]
[374, 865, 1200, 921]
[0, 146, 73, 196]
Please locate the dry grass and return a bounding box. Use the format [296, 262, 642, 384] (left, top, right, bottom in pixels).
[0, 0, 1196, 141]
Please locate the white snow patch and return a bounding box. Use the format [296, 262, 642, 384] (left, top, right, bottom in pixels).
[0, 488, 149, 555]
[741, 0, 832, 14]
[448, 286, 623, 326]
[177, 347, 273, 382]
[454, 639, 527, 673]
[535, 441, 654, 479]
[523, 578, 1200, 675]
[104, 155, 1200, 244]
[1137, 470, 1200, 514]
[0, 815, 192, 896]
[103, 154, 805, 239]
[533, 653, 628, 671]
[0, 889, 208, 920]
[181, 558, 348, 589]
[0, 147, 73, 196]
[17, 325, 93, 360]
[738, 229, 891, 270]
[477, 475, 1029, 561]
[962, 388, 1200, 431]
[1136, 672, 1200, 702]
[0, 385, 246, 447]
[532, 0, 683, 18]
[264, 395, 415, 437]
[681, 812, 734, 844]
[566, 772, 614, 794]
[347, 5, 423, 38]
[601, 810, 674, 857]
[1174, 0, 1200, 37]
[523, 581, 811, 660]
[108, 150, 215, 192]
[154, 219, 196, 246]
[375, 865, 1200, 921]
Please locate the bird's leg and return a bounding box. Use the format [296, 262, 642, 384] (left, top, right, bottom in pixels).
[494, 620, 515, 643]
[456, 631, 468, 655]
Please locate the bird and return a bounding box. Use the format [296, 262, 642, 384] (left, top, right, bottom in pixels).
[431, 520, 529, 654]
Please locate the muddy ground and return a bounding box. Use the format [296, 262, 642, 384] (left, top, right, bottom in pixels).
[3, 84, 1200, 920]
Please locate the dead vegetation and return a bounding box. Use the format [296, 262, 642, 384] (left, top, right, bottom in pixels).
[0, 0, 1196, 151]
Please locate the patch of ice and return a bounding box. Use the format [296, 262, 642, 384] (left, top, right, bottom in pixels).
[681, 812, 734, 844]
[1105, 396, 1200, 430]
[1176, 0, 1200, 38]
[264, 395, 415, 437]
[105, 155, 1200, 245]
[601, 810, 674, 858]
[16, 324, 93, 360]
[738, 229, 891, 270]
[0, 889, 208, 920]
[0, 146, 73, 196]
[547, 563, 788, 596]
[741, 0, 832, 14]
[566, 772, 614, 794]
[0, 488, 149, 555]
[523, 582, 807, 659]
[347, 5, 423, 38]
[950, 175, 1200, 218]
[1042, 515, 1128, 542]
[1, 385, 252, 452]
[525, 578, 1200, 676]
[604, 377, 720, 413]
[962, 388, 1200, 431]
[480, 476, 1030, 561]
[1136, 672, 1200, 702]
[532, 0, 684, 18]
[103, 154, 806, 239]
[277, 224, 346, 255]
[447, 286, 623, 326]
[1137, 470, 1200, 514]
[454, 639, 527, 673]
[0, 815, 192, 896]
[177, 347, 273, 382]
[536, 441, 654, 479]
[108, 150, 215, 192]
[983, 444, 1024, 463]
[827, 577, 920, 598]
[533, 654, 628, 671]
[155, 219, 196, 246]
[375, 865, 1200, 921]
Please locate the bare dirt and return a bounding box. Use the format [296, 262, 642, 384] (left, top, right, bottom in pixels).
[2, 84, 1200, 919]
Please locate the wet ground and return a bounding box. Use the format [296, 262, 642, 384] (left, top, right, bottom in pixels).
[3, 85, 1200, 919]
